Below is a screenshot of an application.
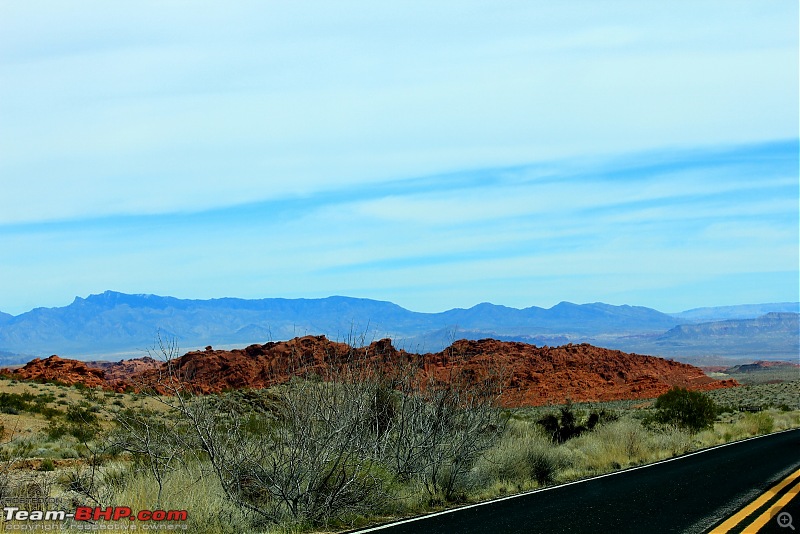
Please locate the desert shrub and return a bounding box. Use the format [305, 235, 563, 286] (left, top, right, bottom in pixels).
[566, 418, 652, 472]
[39, 407, 63, 419]
[537, 402, 615, 443]
[58, 448, 79, 459]
[0, 392, 29, 414]
[475, 420, 571, 491]
[652, 388, 717, 433]
[39, 458, 55, 472]
[754, 412, 775, 434]
[63, 469, 94, 495]
[651, 426, 693, 457]
[109, 465, 252, 534]
[22, 394, 63, 419]
[45, 404, 101, 443]
[737, 412, 775, 436]
[46, 422, 69, 440]
[66, 404, 94, 422]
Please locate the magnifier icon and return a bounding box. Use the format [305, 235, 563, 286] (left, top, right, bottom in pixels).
[778, 512, 795, 530]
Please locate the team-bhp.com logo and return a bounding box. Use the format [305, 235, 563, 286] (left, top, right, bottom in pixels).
[3, 505, 188, 530]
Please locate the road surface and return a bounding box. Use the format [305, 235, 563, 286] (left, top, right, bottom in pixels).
[352, 428, 800, 534]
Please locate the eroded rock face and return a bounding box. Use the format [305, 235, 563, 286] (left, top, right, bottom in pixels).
[1, 337, 738, 406]
[437, 339, 737, 406]
[2, 355, 106, 388]
[87, 357, 163, 391]
[135, 336, 361, 394]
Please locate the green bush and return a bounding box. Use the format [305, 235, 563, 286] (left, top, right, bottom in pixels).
[652, 388, 717, 433]
[46, 421, 69, 440]
[0, 392, 29, 413]
[39, 458, 55, 472]
[745, 412, 774, 435]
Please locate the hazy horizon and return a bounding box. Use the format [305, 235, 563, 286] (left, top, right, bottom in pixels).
[2, 2, 798, 316]
[2, 288, 798, 319]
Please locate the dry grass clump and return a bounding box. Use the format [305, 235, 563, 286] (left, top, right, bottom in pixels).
[110, 464, 253, 534]
[693, 408, 797, 448]
[473, 419, 570, 494]
[561, 417, 692, 475]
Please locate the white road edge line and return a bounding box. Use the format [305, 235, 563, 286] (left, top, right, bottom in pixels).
[351, 427, 800, 533]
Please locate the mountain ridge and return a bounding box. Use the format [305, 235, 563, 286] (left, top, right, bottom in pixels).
[669, 302, 799, 321]
[0, 291, 796, 363]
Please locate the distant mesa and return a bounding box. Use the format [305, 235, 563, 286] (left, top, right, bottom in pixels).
[0, 337, 737, 407]
[722, 360, 800, 374]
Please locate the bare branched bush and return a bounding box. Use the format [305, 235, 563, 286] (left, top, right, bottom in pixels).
[393, 371, 503, 500]
[114, 334, 507, 527]
[210, 378, 392, 524]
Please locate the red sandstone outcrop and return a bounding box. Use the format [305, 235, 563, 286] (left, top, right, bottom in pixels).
[437, 339, 737, 406]
[133, 336, 362, 394]
[85, 357, 162, 391]
[1, 355, 106, 388]
[1, 337, 738, 406]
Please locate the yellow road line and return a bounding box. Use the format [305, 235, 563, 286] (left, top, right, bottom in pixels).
[709, 468, 800, 533]
[742, 478, 800, 533]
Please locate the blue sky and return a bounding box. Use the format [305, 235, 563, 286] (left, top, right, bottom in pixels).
[1, 1, 798, 315]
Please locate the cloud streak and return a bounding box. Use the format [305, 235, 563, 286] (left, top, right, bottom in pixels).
[0, 2, 796, 315]
[0, 140, 796, 314]
[2, 2, 797, 225]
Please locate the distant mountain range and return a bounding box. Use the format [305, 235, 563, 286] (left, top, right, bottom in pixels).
[0, 291, 797, 364]
[670, 303, 800, 321]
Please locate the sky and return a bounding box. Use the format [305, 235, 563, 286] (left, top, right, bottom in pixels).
[1, 1, 798, 316]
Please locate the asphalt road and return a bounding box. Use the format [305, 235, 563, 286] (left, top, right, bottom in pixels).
[353, 428, 800, 534]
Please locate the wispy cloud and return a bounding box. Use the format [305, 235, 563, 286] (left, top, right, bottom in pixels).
[0, 3, 796, 314]
[1, 2, 797, 226]
[0, 141, 796, 314]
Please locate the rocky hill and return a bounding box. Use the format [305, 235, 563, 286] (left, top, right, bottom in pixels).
[3, 355, 107, 388]
[85, 357, 163, 387]
[723, 360, 800, 373]
[0, 337, 737, 406]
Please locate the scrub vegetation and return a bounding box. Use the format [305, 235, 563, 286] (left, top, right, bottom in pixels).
[0, 348, 798, 533]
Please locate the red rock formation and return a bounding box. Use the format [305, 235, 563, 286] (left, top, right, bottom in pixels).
[1, 337, 738, 406]
[132, 336, 371, 394]
[437, 339, 737, 406]
[2, 355, 106, 388]
[86, 357, 162, 391]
